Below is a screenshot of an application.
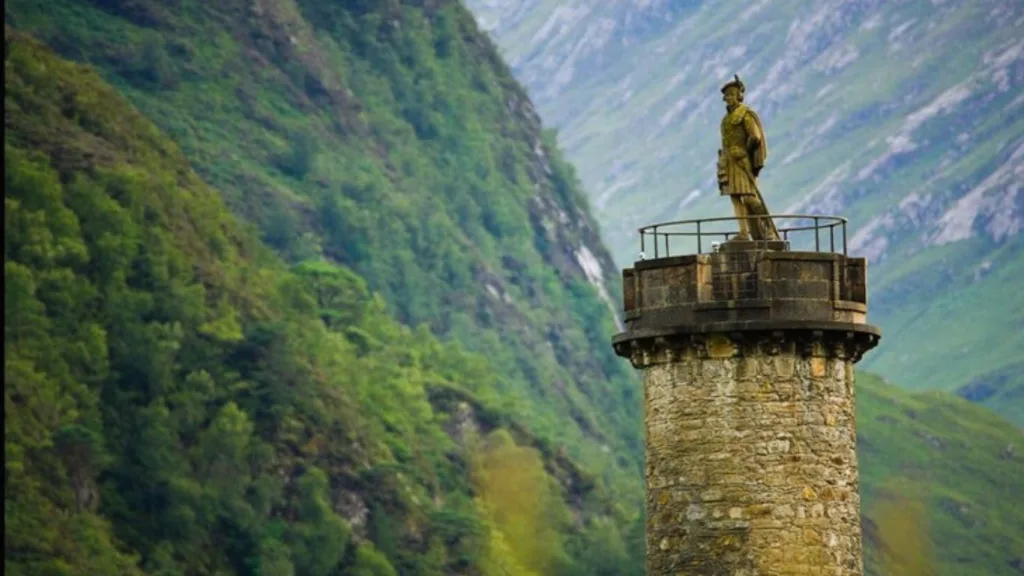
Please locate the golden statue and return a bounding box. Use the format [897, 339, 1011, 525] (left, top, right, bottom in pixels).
[717, 75, 779, 242]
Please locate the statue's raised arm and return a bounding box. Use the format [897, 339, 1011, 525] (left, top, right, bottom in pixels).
[716, 75, 778, 242]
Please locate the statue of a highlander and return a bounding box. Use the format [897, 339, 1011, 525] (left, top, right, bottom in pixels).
[717, 75, 779, 242]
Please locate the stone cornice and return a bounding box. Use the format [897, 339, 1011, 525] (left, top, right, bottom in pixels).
[613, 327, 880, 369]
[613, 248, 881, 368]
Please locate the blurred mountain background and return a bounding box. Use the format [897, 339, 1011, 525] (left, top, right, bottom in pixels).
[3, 1, 1023, 575]
[466, 0, 1024, 426]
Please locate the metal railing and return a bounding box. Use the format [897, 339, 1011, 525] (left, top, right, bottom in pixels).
[638, 214, 848, 259]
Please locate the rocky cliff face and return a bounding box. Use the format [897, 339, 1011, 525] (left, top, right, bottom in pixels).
[467, 0, 1024, 424]
[472, 0, 700, 103]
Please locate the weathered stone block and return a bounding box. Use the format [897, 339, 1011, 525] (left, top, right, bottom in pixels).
[623, 269, 637, 313]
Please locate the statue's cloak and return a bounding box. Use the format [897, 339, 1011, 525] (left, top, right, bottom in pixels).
[746, 107, 767, 173]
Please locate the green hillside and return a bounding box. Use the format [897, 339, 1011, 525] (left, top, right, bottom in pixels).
[857, 373, 1024, 576]
[4, 0, 644, 510]
[867, 234, 1024, 426]
[467, 0, 1024, 424]
[3, 27, 642, 576]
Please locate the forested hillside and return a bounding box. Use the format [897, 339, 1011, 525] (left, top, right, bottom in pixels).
[4, 0, 644, 511]
[467, 0, 1024, 424]
[3, 27, 643, 575]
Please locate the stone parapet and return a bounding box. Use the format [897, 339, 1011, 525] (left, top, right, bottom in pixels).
[614, 249, 879, 367]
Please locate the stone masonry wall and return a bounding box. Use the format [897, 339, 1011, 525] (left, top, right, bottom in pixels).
[643, 337, 862, 576]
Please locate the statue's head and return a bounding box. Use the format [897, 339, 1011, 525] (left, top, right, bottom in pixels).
[721, 74, 745, 107]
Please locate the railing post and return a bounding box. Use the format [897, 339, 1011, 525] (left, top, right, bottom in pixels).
[697, 220, 702, 254]
[842, 221, 848, 255]
[830, 222, 835, 253]
[814, 216, 820, 252]
[665, 233, 670, 257]
[654, 226, 659, 259]
[641, 230, 645, 256]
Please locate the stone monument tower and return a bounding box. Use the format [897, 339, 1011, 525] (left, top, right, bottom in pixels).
[611, 76, 881, 575]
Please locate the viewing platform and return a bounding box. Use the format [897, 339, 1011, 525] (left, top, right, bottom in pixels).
[612, 214, 881, 365]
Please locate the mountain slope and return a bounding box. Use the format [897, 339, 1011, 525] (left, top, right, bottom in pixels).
[3, 26, 642, 576]
[4, 0, 645, 507]
[856, 373, 1024, 576]
[467, 0, 1024, 424]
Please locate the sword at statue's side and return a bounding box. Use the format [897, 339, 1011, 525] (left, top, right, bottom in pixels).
[740, 163, 780, 241]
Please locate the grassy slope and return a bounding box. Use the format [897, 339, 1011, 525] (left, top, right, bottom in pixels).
[469, 0, 1024, 425]
[3, 27, 640, 576]
[858, 372, 1024, 576]
[4, 0, 644, 508]
[863, 234, 1024, 425]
